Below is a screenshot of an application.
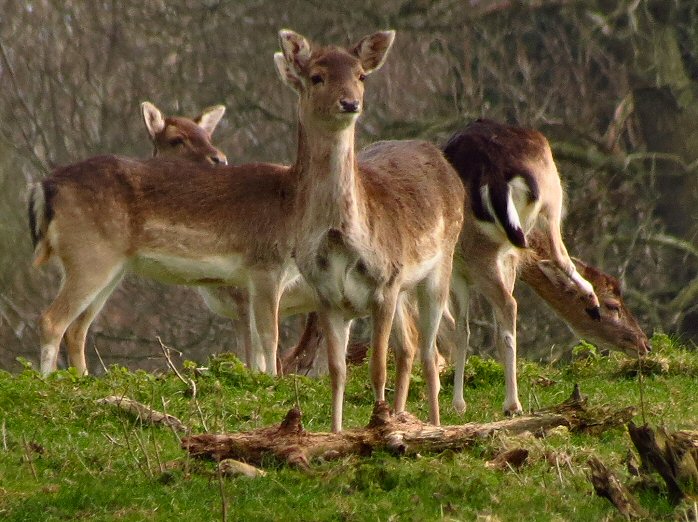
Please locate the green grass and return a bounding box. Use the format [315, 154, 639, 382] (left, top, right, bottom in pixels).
[0, 333, 696, 521]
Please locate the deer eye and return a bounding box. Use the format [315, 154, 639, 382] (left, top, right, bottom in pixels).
[310, 74, 324, 85]
[169, 137, 185, 147]
[604, 300, 620, 312]
[358, 73, 366, 82]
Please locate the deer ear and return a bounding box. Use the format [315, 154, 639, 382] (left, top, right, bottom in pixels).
[351, 30, 395, 74]
[194, 105, 225, 136]
[274, 52, 304, 91]
[141, 101, 165, 140]
[277, 29, 311, 79]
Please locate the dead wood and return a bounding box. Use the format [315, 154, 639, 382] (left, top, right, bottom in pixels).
[588, 456, 647, 519]
[182, 386, 634, 468]
[218, 459, 267, 478]
[627, 422, 698, 504]
[485, 448, 529, 471]
[98, 395, 188, 432]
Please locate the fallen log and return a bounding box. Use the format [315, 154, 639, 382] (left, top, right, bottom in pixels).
[182, 386, 634, 467]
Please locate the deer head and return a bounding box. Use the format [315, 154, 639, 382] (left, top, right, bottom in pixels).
[274, 29, 395, 131]
[141, 101, 227, 165]
[572, 258, 651, 356]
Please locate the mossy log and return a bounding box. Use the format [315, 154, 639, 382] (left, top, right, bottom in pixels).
[182, 386, 635, 468]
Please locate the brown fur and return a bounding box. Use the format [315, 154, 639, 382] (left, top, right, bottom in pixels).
[276, 30, 464, 431]
[30, 102, 297, 377]
[142, 102, 227, 165]
[520, 230, 650, 355]
[445, 120, 604, 416]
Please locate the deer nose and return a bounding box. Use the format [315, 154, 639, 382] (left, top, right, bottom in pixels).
[339, 99, 360, 113]
[209, 154, 227, 166]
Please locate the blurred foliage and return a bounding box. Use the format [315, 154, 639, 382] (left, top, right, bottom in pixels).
[0, 0, 696, 372]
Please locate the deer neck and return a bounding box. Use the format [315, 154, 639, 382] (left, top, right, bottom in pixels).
[294, 120, 364, 235]
[519, 251, 585, 328]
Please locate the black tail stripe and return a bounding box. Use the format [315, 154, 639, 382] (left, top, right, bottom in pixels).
[28, 188, 38, 248]
[490, 182, 527, 248]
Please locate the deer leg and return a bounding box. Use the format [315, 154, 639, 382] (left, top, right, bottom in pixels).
[319, 310, 352, 433]
[449, 274, 471, 414]
[417, 267, 452, 426]
[368, 287, 400, 408]
[452, 305, 471, 414]
[248, 274, 282, 376]
[230, 314, 252, 367]
[482, 262, 522, 416]
[542, 202, 600, 313]
[40, 262, 124, 376]
[64, 270, 124, 375]
[392, 296, 417, 414]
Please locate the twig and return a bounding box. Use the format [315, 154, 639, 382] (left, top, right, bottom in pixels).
[157, 337, 208, 432]
[102, 432, 125, 448]
[293, 374, 301, 411]
[69, 435, 97, 479]
[21, 434, 38, 480]
[98, 396, 188, 432]
[151, 428, 165, 474]
[217, 461, 229, 522]
[157, 337, 189, 386]
[133, 424, 154, 477]
[555, 454, 565, 486]
[2, 418, 7, 451]
[161, 396, 182, 445]
[0, 39, 51, 173]
[119, 416, 149, 478]
[93, 342, 109, 374]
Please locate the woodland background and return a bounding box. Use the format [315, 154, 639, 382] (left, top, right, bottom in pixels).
[0, 0, 696, 373]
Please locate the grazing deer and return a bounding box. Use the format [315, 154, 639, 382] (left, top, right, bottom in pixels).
[29, 110, 302, 376]
[442, 119, 603, 415]
[275, 29, 465, 432]
[519, 230, 650, 356]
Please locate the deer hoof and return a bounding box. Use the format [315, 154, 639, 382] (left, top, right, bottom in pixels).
[452, 398, 467, 414]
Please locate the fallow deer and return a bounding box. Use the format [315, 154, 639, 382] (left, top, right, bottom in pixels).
[441, 119, 606, 415]
[274, 29, 465, 432]
[29, 113, 300, 377]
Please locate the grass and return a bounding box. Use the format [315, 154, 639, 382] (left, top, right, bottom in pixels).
[0, 333, 696, 521]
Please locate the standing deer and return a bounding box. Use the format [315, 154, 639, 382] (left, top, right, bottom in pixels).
[274, 29, 464, 432]
[442, 119, 605, 415]
[140, 101, 261, 366]
[29, 118, 302, 377]
[29, 102, 231, 373]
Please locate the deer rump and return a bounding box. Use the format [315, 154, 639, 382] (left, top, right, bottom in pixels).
[443, 118, 544, 249]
